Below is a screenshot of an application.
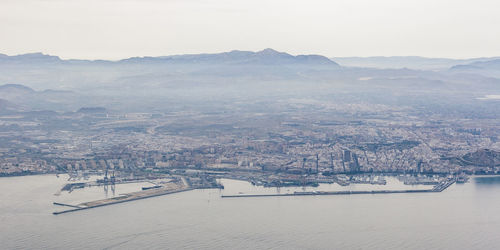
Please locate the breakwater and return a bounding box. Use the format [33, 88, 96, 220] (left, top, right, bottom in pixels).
[222, 180, 455, 198]
[53, 188, 193, 215]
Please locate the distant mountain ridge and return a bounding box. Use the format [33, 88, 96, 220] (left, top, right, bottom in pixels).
[332, 56, 500, 70]
[0, 83, 81, 112]
[0, 49, 339, 67]
[450, 58, 500, 78]
[3, 51, 499, 70]
[0, 84, 35, 94]
[451, 59, 500, 70]
[120, 48, 339, 66]
[0, 52, 61, 64]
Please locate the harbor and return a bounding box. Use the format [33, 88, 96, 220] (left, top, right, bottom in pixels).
[4, 170, 500, 250]
[52, 173, 460, 214]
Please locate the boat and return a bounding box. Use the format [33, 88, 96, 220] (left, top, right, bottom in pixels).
[142, 185, 162, 190]
[456, 175, 469, 184]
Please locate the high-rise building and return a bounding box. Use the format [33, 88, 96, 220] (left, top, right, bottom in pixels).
[330, 153, 334, 172]
[343, 150, 351, 162]
[316, 154, 319, 173]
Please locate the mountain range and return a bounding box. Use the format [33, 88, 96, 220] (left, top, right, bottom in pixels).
[0, 48, 339, 67]
[450, 59, 500, 78]
[0, 49, 498, 114]
[2, 49, 498, 72]
[332, 56, 500, 70]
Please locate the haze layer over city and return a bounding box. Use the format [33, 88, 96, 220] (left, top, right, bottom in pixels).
[1, 0, 500, 249]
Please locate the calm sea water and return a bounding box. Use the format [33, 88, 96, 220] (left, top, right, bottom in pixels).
[1, 175, 500, 249]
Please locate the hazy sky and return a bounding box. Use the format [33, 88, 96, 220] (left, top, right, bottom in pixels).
[1, 0, 500, 59]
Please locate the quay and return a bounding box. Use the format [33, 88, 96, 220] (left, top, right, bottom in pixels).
[53, 188, 193, 215]
[53, 202, 83, 209]
[53, 181, 192, 215]
[221, 179, 455, 198]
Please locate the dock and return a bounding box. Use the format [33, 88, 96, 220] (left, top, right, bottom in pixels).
[53, 181, 192, 215]
[221, 179, 455, 198]
[53, 202, 83, 209]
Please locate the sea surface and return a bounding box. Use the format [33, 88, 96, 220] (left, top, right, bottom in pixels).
[1, 175, 500, 249]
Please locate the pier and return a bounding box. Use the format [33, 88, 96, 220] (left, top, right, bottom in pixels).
[53, 188, 193, 215]
[53, 181, 192, 215]
[221, 179, 456, 198]
[53, 202, 83, 209]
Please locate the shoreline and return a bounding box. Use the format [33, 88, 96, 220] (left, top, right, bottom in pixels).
[3, 171, 500, 179]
